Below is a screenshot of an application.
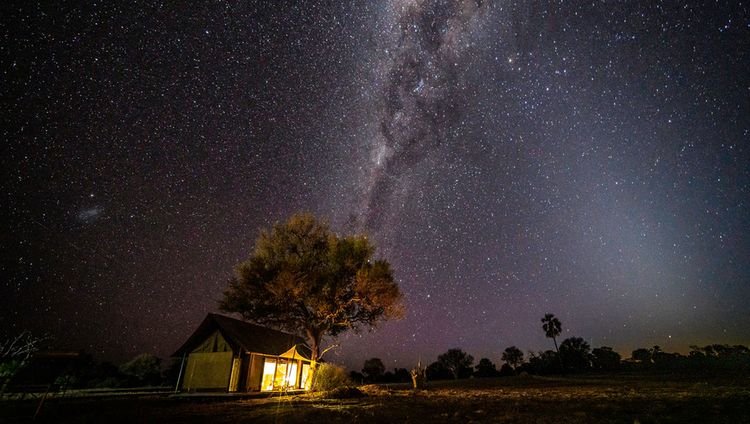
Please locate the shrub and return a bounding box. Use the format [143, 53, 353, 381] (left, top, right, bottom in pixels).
[0, 359, 25, 379]
[119, 353, 161, 387]
[312, 363, 352, 391]
[54, 374, 79, 389]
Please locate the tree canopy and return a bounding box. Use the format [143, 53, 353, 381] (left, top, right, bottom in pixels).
[502, 346, 524, 370]
[541, 314, 562, 347]
[559, 337, 591, 372]
[437, 348, 474, 379]
[632, 348, 652, 363]
[219, 213, 403, 378]
[474, 358, 498, 378]
[362, 357, 386, 381]
[592, 346, 621, 371]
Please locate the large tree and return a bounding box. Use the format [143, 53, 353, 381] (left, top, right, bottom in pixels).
[541, 313, 563, 372]
[362, 357, 386, 382]
[501, 346, 524, 371]
[559, 337, 592, 372]
[631, 348, 652, 363]
[591, 346, 621, 371]
[437, 348, 474, 379]
[220, 213, 403, 385]
[541, 314, 562, 355]
[474, 358, 498, 378]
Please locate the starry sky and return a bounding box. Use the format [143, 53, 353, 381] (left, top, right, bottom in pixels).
[2, 1, 749, 370]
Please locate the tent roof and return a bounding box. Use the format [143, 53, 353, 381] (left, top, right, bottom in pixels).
[173, 313, 310, 359]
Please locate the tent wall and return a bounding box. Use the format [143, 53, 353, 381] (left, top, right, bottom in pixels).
[228, 357, 242, 392]
[182, 351, 233, 390]
[191, 330, 232, 353]
[246, 354, 264, 391]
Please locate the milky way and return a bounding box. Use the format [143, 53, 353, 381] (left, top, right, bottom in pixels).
[361, 0, 487, 231]
[2, 1, 749, 369]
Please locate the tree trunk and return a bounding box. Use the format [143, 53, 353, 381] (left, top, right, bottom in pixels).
[410, 363, 425, 390]
[306, 329, 321, 391]
[553, 337, 564, 374]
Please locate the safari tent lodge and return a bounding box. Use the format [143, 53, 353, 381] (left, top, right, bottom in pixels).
[173, 313, 312, 392]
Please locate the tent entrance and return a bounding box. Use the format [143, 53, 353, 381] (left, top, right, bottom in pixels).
[260, 358, 304, 391]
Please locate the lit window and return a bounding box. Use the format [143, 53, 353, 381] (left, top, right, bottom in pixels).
[261, 359, 276, 391]
[299, 363, 310, 389]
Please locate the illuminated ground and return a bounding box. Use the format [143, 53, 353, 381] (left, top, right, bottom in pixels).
[3, 375, 749, 423]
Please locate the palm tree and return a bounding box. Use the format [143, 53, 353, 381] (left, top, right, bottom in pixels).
[541, 313, 563, 371]
[541, 314, 562, 352]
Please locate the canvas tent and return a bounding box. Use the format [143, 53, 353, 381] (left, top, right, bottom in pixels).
[173, 313, 312, 392]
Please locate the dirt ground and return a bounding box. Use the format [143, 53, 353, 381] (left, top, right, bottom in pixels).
[2, 374, 749, 423]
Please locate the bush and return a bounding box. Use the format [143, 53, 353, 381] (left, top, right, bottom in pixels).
[54, 374, 79, 389]
[312, 363, 352, 391]
[119, 353, 161, 387]
[0, 360, 25, 379]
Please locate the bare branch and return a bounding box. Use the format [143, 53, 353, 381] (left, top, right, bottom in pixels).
[1, 331, 49, 362]
[319, 343, 340, 360]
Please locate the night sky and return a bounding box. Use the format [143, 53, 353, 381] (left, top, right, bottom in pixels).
[2, 1, 749, 370]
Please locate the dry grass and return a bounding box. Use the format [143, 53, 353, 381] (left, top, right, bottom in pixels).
[2, 374, 749, 423]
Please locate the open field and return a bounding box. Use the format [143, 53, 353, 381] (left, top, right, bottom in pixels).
[2, 374, 749, 423]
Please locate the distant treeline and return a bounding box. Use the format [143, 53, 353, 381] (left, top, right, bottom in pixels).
[65, 353, 183, 389]
[351, 343, 750, 384]
[1, 352, 182, 391]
